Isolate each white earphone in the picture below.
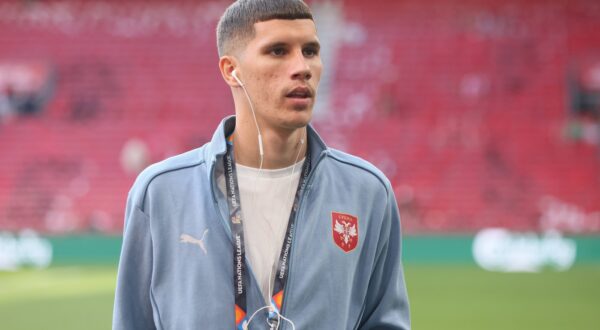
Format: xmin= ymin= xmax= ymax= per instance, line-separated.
xmin=232 ymin=69 xmax=244 ymax=87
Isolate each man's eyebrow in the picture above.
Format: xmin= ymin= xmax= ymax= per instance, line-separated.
xmin=262 ymin=41 xmax=288 ymax=50
xmin=304 ymin=41 xmax=320 ymax=50
xmin=260 ymin=41 xmax=321 ymax=50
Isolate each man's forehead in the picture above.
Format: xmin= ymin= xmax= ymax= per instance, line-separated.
xmin=251 ymin=19 xmax=319 ymax=45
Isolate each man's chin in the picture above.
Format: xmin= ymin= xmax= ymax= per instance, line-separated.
xmin=280 ymin=111 xmax=312 ymax=130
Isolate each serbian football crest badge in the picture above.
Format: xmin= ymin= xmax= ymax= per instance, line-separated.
xmin=332 ymin=212 xmax=359 ymax=252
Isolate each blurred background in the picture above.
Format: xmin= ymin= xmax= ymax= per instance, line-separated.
xmin=1 ymin=0 xmax=599 ymax=329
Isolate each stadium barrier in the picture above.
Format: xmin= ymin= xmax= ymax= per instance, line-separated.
xmin=1 ymin=231 xmax=599 ymax=271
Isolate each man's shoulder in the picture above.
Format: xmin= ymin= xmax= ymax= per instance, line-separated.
xmin=325 ymin=148 xmax=392 ymax=194
xmin=138 ymin=146 xmax=207 ymax=183
xmin=128 ymin=146 xmax=208 ymax=206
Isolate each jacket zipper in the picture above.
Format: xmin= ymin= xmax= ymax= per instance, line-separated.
xmin=279 ymin=151 xmax=327 ymax=325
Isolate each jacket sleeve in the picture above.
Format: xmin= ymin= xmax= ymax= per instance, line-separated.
xmin=359 ymin=186 xmax=411 ymax=329
xmin=112 ymin=190 xmax=157 ymax=330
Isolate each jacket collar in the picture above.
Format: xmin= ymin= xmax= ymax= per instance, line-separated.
xmin=205 ymin=115 xmax=328 ymax=181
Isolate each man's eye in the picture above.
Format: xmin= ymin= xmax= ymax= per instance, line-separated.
xmin=271 ymin=48 xmax=286 ymax=56
xmin=303 ymin=48 xmax=319 ymax=57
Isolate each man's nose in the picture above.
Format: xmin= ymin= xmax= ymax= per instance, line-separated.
xmin=290 ymin=52 xmax=312 ymax=81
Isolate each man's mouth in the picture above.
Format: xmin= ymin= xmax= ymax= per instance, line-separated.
xmin=286 ymin=87 xmax=313 ymax=99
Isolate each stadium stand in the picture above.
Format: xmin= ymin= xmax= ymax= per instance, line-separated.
xmin=0 ymin=0 xmax=599 ymax=234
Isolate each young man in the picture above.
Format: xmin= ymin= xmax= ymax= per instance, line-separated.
xmin=113 ymin=1 xmax=410 ymax=329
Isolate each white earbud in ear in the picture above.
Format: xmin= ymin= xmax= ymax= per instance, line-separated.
xmin=232 ymin=69 xmax=244 ymax=87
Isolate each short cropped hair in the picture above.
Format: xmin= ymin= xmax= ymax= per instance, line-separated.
xmin=216 ymin=0 xmax=313 ymax=56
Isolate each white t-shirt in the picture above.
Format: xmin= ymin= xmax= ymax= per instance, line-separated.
xmin=219 ymin=159 xmax=305 ymax=303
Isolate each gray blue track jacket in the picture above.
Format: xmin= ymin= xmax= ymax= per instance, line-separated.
xmin=113 ymin=116 xmax=410 ymax=330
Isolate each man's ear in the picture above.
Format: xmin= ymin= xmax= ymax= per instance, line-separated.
xmin=219 ymin=56 xmax=240 ymax=87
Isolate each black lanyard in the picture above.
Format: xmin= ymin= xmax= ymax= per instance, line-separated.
xmin=223 ymin=138 xmax=311 ymax=329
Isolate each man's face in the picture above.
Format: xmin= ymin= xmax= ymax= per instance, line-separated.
xmin=236 ymin=19 xmax=322 ymax=131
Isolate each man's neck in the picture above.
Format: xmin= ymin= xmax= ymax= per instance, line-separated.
xmin=232 ymin=118 xmax=307 ymax=170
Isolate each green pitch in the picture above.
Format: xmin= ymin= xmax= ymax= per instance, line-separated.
xmin=406 ymin=264 xmax=600 ymax=329
xmin=0 ymin=264 xmax=598 ymax=329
